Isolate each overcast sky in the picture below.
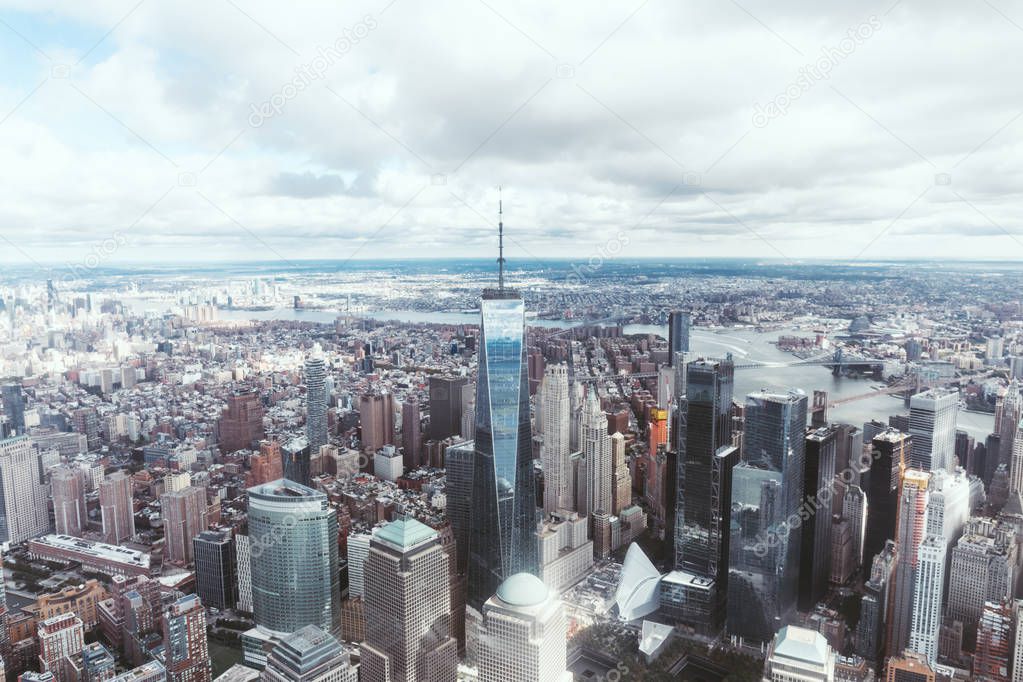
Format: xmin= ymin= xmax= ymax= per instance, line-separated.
xmin=1 ymin=0 xmax=1022 ymax=266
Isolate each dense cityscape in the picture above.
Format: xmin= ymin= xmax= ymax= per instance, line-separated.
xmin=0 ymin=253 xmax=1021 ymax=681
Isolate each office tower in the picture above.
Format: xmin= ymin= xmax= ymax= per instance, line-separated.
xmin=99 ymin=470 xmax=135 ymax=544
xmin=856 ymin=541 xmax=897 ymax=668
xmin=1 ymin=383 xmax=25 ymax=436
xmin=975 ymin=601 xmax=1013 ymax=682
xmin=161 ymin=485 xmax=209 ymax=565
xmin=360 ymin=517 xmax=458 ymax=682
xmin=81 ymin=642 xmax=115 ymax=682
xmin=50 ymin=465 xmax=88 ymax=537
xmin=538 ymin=511 xmax=592 ymax=591
xmin=38 ymin=613 xmax=84 ymax=682
xmin=908 ymin=535 xmax=946 ymax=664
xmin=249 ymin=440 xmax=285 ymax=487
xmin=236 ymin=533 xmax=254 ymax=613
xmin=885 ymin=652 xmax=935 ymax=682
xmin=429 ymin=375 xmax=468 ymax=441
xmin=908 ymin=388 xmax=959 ymax=471
xmin=672 ymin=358 xmax=736 ymax=634
xmin=886 ymin=469 xmax=930 ymax=662
xmin=799 ymin=424 xmax=839 ymax=611
xmin=539 ymin=364 xmax=571 ymax=515
xmin=761 ymin=626 xmax=836 ymax=682
xmin=728 ymin=389 xmax=808 ymax=643
xmin=460 ymin=391 xmax=476 ymax=441
xmin=248 ymin=479 xmax=341 ymax=636
xmin=667 ymin=311 xmax=691 ymax=367
xmin=1012 ymin=420 xmax=1023 ymax=496
xmin=948 ymin=517 xmax=1017 ymax=646
xmin=467 ymin=246 xmax=539 ymax=612
xmin=359 ymin=393 xmax=394 ymax=454
xmin=400 ymin=399 xmax=421 ymax=469
xmin=373 ymin=445 xmax=403 ymax=482
xmin=193 ymin=530 xmax=238 ymax=610
xmin=476 ymin=573 xmax=572 ymax=682
xmin=863 ymin=429 xmax=911 ymax=564
xmin=578 ymin=390 xmax=612 ymax=519
xmin=922 ymin=468 xmax=972 ymax=604
xmin=305 ymin=350 xmax=329 ymax=456
xmin=0 ymin=548 xmax=9 ymax=665
xmin=444 ymin=440 xmax=474 ymax=576
xmin=220 ymin=391 xmax=265 ymax=455
xmin=0 ymin=436 xmax=51 ymax=543
xmin=346 ymin=533 xmax=372 ymax=599
xmin=72 ymin=407 xmax=100 ymax=451
xmin=611 ymin=432 xmax=630 ymax=515
xmin=844 ymin=484 xmax=867 ymax=567
xmin=262 ymin=625 xmax=358 ymax=682
xmin=162 ymin=594 xmax=212 ymax=682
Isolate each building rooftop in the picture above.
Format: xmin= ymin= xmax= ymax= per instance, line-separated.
xmin=496 ymin=573 xmax=549 ymax=608
xmin=31 ymin=535 xmax=150 ymax=569
xmin=772 ymin=626 xmax=831 ymax=666
xmin=372 ymin=516 xmax=437 ymax=552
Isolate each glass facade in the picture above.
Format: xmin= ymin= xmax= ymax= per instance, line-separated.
xmin=468 ymin=293 xmax=539 ymax=610
xmin=248 ymin=479 xmax=341 ymax=637
xmin=728 ymin=390 xmax=807 ymax=643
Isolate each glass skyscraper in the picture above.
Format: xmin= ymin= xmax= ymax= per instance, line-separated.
xmin=467 ymin=279 xmax=539 ymax=610
xmin=248 ymin=479 xmax=341 ymax=637
xmin=728 ymin=389 xmax=808 ymax=643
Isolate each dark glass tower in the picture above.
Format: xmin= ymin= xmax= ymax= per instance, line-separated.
xmin=727 ymin=389 xmax=808 ymax=643
xmin=667 ymin=311 xmax=691 ymax=367
xmin=862 ymin=428 xmax=910 ymax=565
xmin=798 ymin=424 xmax=839 ymax=611
xmin=467 ymin=198 xmax=539 ymax=611
xmin=672 ymin=358 xmax=736 ymax=633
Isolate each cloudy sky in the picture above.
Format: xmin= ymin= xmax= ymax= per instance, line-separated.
xmin=1 ymin=0 xmax=1022 ymax=265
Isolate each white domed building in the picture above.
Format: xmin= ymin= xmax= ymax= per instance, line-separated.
xmin=476 ymin=573 xmax=573 ymax=682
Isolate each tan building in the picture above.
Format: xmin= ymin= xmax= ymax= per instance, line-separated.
xmin=28 ymin=580 xmax=108 ymax=630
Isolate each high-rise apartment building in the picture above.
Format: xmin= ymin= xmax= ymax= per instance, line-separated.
xmin=248 ymin=479 xmax=341 ymax=637
xmin=908 ymin=388 xmax=959 ymax=471
xmin=38 ymin=613 xmax=84 ymax=682
xmin=99 ymin=470 xmax=135 ymax=544
xmin=262 ymin=625 xmax=358 ymax=682
xmin=728 ymin=389 xmax=808 ymax=643
xmin=611 ymin=432 xmax=630 ymax=515
xmin=220 ymin=391 xmax=265 ymax=455
xmin=886 ymin=469 xmax=930 ymax=662
xmin=672 ymin=358 xmax=735 ymax=634
xmin=477 ymin=573 xmax=572 ymax=682
xmin=359 ymin=393 xmax=394 ymax=455
xmin=908 ymin=535 xmax=946 ymax=664
xmin=467 ymin=271 xmax=539 ymax=611
xmin=539 ymin=364 xmax=571 ymax=515
xmin=193 ymin=530 xmax=238 ymax=610
xmin=51 ymin=465 xmax=88 ymax=537
xmin=161 ymin=485 xmax=209 ymax=565
xmin=305 ymin=351 xmax=329 ymax=457
xmin=578 ymin=390 xmax=612 ymax=519
xmin=162 ymin=594 xmax=211 ymax=682
xmin=360 ymin=517 xmax=458 ymax=682
xmin=0 ymin=436 xmax=51 ymax=544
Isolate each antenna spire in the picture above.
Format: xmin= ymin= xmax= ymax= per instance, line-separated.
xmin=498 ymin=186 xmax=505 ymax=292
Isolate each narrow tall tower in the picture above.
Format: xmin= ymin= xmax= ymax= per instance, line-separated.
xmin=468 ymin=197 xmax=539 ymax=611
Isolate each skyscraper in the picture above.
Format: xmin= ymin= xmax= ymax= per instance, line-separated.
xmin=578 ymin=389 xmax=612 ymax=519
xmin=162 ymin=594 xmax=212 ymax=682
xmin=728 ymin=389 xmax=808 ymax=643
xmin=611 ymin=432 xmax=630 ymax=515
xmin=51 ymin=465 xmax=88 ymax=537
xmin=401 ymin=398 xmax=421 ymax=469
xmin=305 ymin=349 xmax=329 ymax=457
xmin=975 ymin=601 xmax=1013 ymax=682
xmin=161 ymin=485 xmax=209 ymax=565
xmin=467 ymin=213 xmax=539 ymax=611
xmin=856 ymin=540 xmax=897 ymax=669
xmin=193 ymin=530 xmax=238 ymax=610
xmin=429 ymin=376 xmax=468 ymax=441
xmin=672 ymin=358 xmax=735 ymax=634
xmin=908 ymin=388 xmax=959 ymax=471
xmin=262 ymin=625 xmax=358 ymax=682
xmin=220 ymin=391 xmax=265 ymax=455
xmin=100 ymin=470 xmax=136 ymax=544
xmin=798 ymin=424 xmax=839 ymax=612
xmin=0 ymin=436 xmax=51 ymax=544
xmin=667 ymin=311 xmax=690 ymax=368
xmin=248 ymin=479 xmax=340 ymax=637
xmin=359 ymin=393 xmax=394 ymax=455
xmin=1 ymin=383 xmax=25 ymax=436
xmin=886 ymin=468 xmax=930 ymax=661
xmin=948 ymin=517 xmax=1017 ymax=647
xmin=38 ymin=613 xmax=84 ymax=682
xmin=762 ymin=626 xmax=836 ymax=682
xmin=477 ymin=573 xmax=572 ymax=682
xmin=863 ymin=429 xmax=911 ymax=565
xmin=539 ymin=364 xmax=571 ymax=515
xmin=360 ymin=517 xmax=458 ymax=682
xmin=908 ymin=535 xmax=946 ymax=664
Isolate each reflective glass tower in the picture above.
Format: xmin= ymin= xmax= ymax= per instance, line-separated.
xmin=468 ymin=197 xmax=539 ymax=611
